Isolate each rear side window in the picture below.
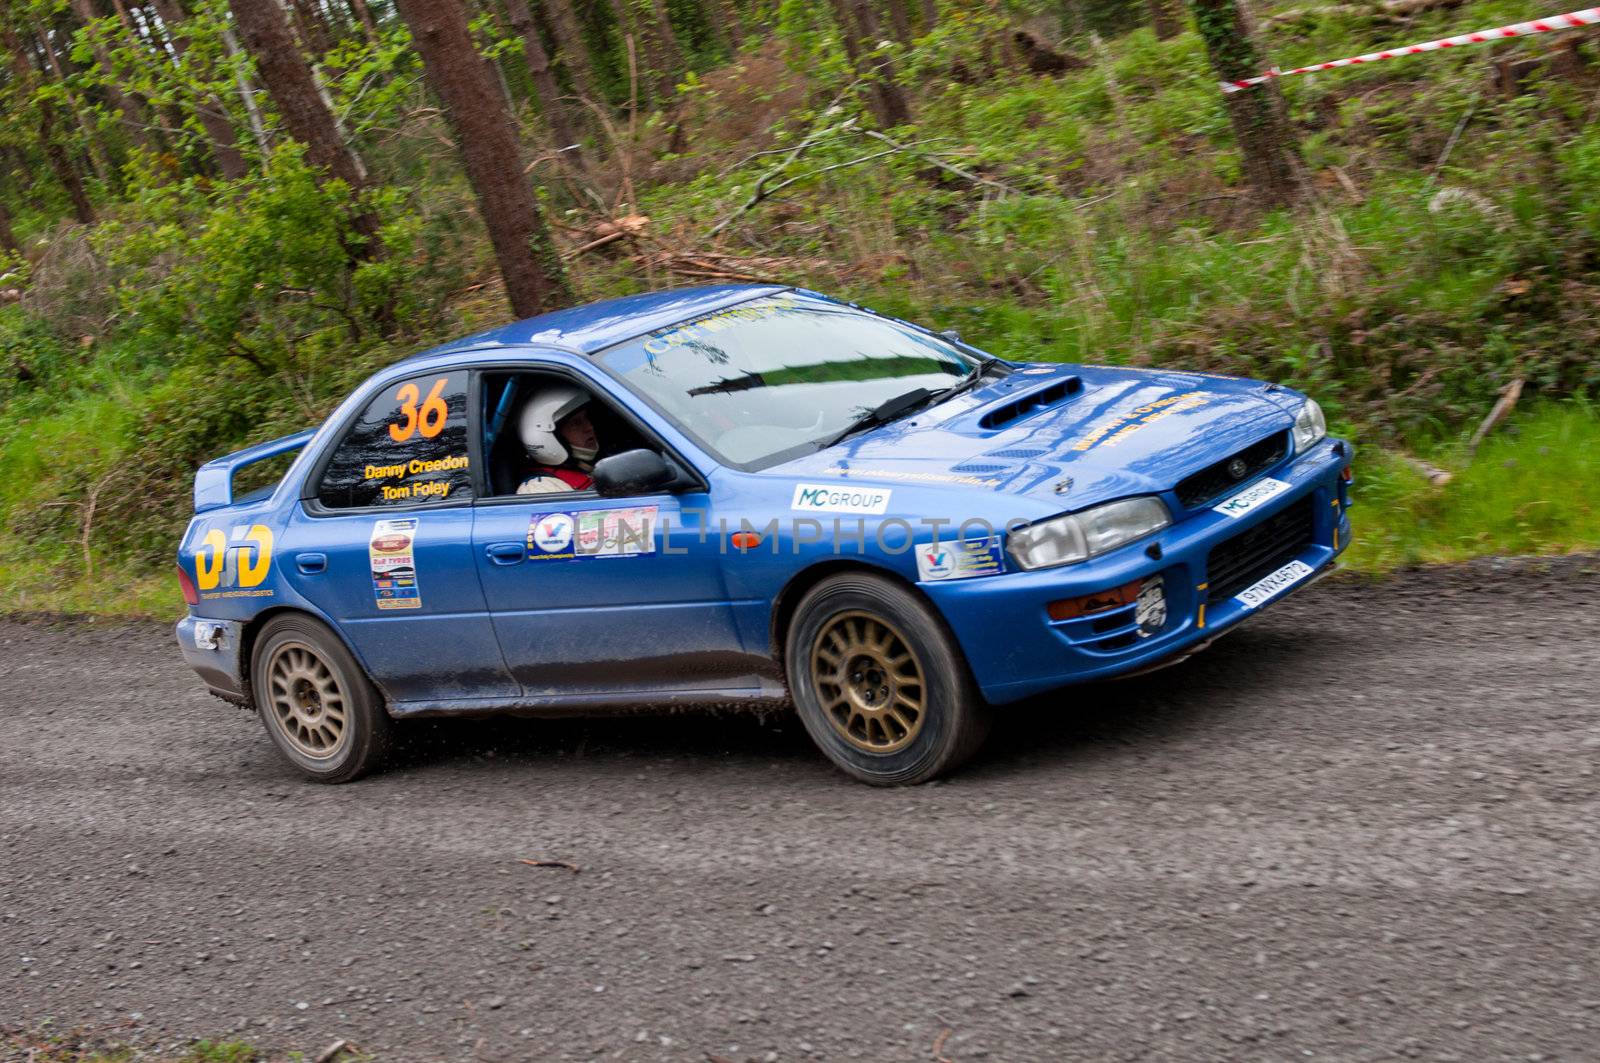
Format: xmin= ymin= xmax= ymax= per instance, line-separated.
xmin=316 ymin=370 xmax=473 ymax=509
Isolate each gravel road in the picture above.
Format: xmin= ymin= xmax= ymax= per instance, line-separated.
xmin=4 ymin=558 xmax=1600 ymax=1062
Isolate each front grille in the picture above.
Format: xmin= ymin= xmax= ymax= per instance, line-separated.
xmin=1176 ymin=431 xmax=1290 ymax=510
xmin=1206 ymin=496 xmax=1314 ymax=603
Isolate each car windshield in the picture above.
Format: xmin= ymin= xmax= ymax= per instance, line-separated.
xmin=595 ymin=293 xmax=977 ymax=469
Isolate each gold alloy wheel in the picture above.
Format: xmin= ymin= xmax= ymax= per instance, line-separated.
xmin=810 ymin=610 xmax=926 ymax=754
xmin=265 ymin=641 xmax=349 ymax=760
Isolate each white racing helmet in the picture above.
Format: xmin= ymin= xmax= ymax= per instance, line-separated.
xmin=518 ymin=384 xmax=591 ymax=465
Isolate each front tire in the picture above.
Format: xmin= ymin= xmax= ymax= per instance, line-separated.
xmin=250 ymin=613 xmax=392 ymax=783
xmin=786 ymin=573 xmax=990 ymax=785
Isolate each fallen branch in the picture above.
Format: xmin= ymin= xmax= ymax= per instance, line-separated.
xmin=1398 ymin=453 xmax=1454 ymax=486
xmin=314 ymin=1039 xmax=355 ymax=1063
xmin=1425 ymin=90 xmax=1483 ymax=189
xmin=858 ymin=128 xmax=1025 ymax=198
xmin=561 ymin=214 xmax=651 ymax=261
xmin=708 ymin=117 xmax=859 ymax=238
xmin=1467 ymin=376 xmax=1524 ymax=454
xmin=1268 ymin=0 xmax=1469 ymax=25
xmin=633 ymin=249 xmax=839 ymax=282
xmin=932 ymin=1026 xmax=954 ymax=1063
xmin=708 ymin=149 xmax=897 ymax=238
xmin=519 ymin=858 xmax=581 ymax=873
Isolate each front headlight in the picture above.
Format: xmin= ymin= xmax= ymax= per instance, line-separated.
xmin=1008 ymin=496 xmax=1171 ymax=571
xmin=1293 ymin=398 xmax=1327 ymax=454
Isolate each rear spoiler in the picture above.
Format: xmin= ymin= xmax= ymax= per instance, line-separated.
xmin=193 ymin=429 xmax=316 ymax=513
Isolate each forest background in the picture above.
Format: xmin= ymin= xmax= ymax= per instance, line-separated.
xmin=0 ymin=0 xmax=1596 ymax=616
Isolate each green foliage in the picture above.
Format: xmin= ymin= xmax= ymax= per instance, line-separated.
xmin=102 ymin=144 xmax=444 ymax=377
xmin=1348 ymin=403 xmax=1600 ymax=570
xmin=0 ymin=1031 xmax=268 ymax=1063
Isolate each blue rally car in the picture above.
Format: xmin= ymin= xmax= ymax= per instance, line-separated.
xmin=175 ymin=286 xmax=1353 ymax=785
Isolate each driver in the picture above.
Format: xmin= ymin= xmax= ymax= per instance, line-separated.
xmin=517 ymin=384 xmax=600 ymax=493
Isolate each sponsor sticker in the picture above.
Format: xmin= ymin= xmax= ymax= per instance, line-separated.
xmin=915 ymin=537 xmax=1006 ymax=582
xmin=1234 ymin=559 xmax=1315 ymax=610
xmin=791 ymin=483 xmax=893 ymax=515
xmin=1135 ymin=576 xmax=1167 ymax=637
xmin=1214 ymin=477 xmax=1291 ymax=519
xmin=577 ymin=506 xmax=657 ymax=557
xmin=194 ymin=523 xmax=275 ymax=600
xmin=192 ymin=621 xmax=226 ymax=651
xmin=1072 ymin=390 xmax=1210 ymax=452
xmin=527 ymin=512 xmax=577 ymax=560
xmin=369 ymin=518 xmax=421 ymax=610
xmin=820 ymin=466 xmax=1001 ymax=488
xmin=530 ymin=507 xmax=658 ymax=560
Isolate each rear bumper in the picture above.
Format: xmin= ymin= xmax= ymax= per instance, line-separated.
xmin=927 ymin=437 xmax=1353 ymax=704
xmin=175 ymin=615 xmax=249 ymax=703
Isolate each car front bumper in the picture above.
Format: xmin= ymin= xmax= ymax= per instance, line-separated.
xmin=925 ymin=438 xmax=1354 ymax=704
xmin=175 ymin=615 xmax=249 ymax=704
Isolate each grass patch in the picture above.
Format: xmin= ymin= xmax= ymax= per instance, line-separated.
xmin=1347 ymin=402 xmax=1600 ymax=571
xmin=0 ymin=1033 xmax=272 ymax=1063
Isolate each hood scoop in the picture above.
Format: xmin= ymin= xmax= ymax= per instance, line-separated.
xmin=977 ymin=376 xmax=1083 ymax=430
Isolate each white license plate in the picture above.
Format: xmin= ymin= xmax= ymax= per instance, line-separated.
xmin=1234 ymin=559 xmax=1315 ymax=610
xmin=1214 ymin=477 xmax=1291 ymax=519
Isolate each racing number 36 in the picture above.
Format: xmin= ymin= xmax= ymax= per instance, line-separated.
xmin=389 ymin=377 xmax=449 ymax=443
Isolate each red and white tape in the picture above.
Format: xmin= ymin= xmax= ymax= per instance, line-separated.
xmin=1221 ymin=6 xmax=1600 ymax=91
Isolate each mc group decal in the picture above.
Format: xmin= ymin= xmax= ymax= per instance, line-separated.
xmin=791 ymin=483 xmax=893 ymax=515
xmin=194 ymin=523 xmax=275 ymax=600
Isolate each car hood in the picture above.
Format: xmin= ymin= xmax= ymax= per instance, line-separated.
xmin=766 ymin=364 xmax=1300 ymax=513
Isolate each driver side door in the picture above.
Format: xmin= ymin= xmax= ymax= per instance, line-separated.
xmin=468 ymin=365 xmax=767 ymax=702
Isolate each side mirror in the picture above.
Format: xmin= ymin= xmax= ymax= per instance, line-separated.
xmin=592 ymin=448 xmax=675 ymax=497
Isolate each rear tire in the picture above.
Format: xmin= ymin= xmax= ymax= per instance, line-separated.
xmin=786 ymin=573 xmax=990 ymax=785
xmin=250 ymin=613 xmax=392 ymax=784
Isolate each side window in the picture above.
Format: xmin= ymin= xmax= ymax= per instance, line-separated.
xmin=480 ymin=371 xmax=652 ymax=497
xmin=316 ymin=370 xmax=473 ymax=509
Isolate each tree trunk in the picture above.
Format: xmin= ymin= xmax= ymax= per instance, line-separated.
xmin=0 ymin=198 xmax=21 ymax=255
xmin=538 ymin=0 xmax=601 ymax=104
xmin=503 ymin=0 xmax=588 ymax=166
xmin=918 ymin=0 xmax=937 ymax=33
xmin=289 ymin=0 xmax=333 ymax=56
xmin=219 ymin=23 xmax=272 ymax=160
xmin=1188 ymin=0 xmax=1301 ymax=207
xmin=1147 ymin=0 xmax=1181 ymax=39
xmin=390 ymin=0 xmax=571 ymax=318
xmin=226 ymin=0 xmax=369 ymax=194
xmin=67 ymin=0 xmax=159 ymax=156
xmin=146 ymin=0 xmax=251 ymax=179
xmin=1 ymin=23 xmax=95 ymax=222
xmin=644 ymin=0 xmax=683 ymax=98
xmin=829 ymin=0 xmax=911 ymax=127
xmin=32 ymin=24 xmax=116 ymax=188
xmin=41 ymin=105 xmax=97 ymax=222
xmin=701 ymin=0 xmax=737 ymax=56
xmin=347 ymin=0 xmax=381 ymax=48
xmin=884 ymin=0 xmax=914 ymax=44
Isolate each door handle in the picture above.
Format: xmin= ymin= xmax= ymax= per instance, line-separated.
xmin=485 ymin=542 xmax=525 ymax=565
xmin=295 ymin=552 xmax=327 ymax=574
